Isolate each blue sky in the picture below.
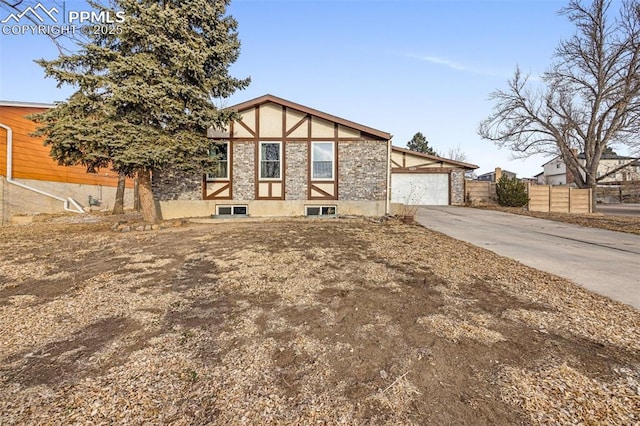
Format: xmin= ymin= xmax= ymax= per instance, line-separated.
xmin=0 ymin=0 xmax=576 ymax=177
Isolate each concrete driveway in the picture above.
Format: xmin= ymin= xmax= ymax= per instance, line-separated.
xmin=416 ymin=206 xmax=640 ymax=310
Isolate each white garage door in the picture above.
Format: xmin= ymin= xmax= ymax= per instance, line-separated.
xmin=391 ymin=173 xmax=449 ymax=205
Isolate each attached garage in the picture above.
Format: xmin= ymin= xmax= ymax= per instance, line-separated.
xmin=391 ymin=146 xmax=478 ymax=206
xmin=392 ymin=172 xmax=449 ymax=205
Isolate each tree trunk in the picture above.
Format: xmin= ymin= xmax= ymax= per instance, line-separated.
xmin=586 ymin=173 xmax=598 ymax=213
xmin=137 ymin=168 xmax=158 ymax=222
xmin=112 ymin=174 xmax=126 ymax=215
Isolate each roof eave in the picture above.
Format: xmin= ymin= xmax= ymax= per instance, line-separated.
xmin=391 ymin=145 xmax=479 ymax=170
xmin=0 ymin=100 xmax=56 ymax=108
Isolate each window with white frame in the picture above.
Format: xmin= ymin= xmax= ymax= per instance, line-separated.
xmin=260 ymin=142 xmax=281 ymax=179
xmin=207 ymin=142 xmax=229 ymax=180
xmin=312 ymin=142 xmax=334 ymax=180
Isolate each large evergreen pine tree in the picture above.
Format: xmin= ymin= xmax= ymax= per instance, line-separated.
xmin=33 ymin=0 xmax=249 ymax=221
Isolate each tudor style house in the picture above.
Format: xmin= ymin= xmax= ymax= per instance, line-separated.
xmin=153 ymin=95 xmax=392 ymax=219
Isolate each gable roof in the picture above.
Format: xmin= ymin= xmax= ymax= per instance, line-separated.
xmin=391 ymin=145 xmax=478 ymax=170
xmin=541 ymin=155 xmax=562 ymax=167
xmin=229 ymin=94 xmax=391 ymax=140
xmin=577 ymin=152 xmax=635 ymax=160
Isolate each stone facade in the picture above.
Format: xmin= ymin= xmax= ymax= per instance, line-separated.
xmin=450 ymin=169 xmax=465 ymax=205
xmin=232 ymin=142 xmax=255 ymax=200
xmin=153 ymin=167 xmax=201 ymax=201
xmin=338 ymin=141 xmax=388 ymax=201
xmin=285 ymin=142 xmax=308 ymax=200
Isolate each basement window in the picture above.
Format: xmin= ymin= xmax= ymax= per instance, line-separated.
xmin=305 ymin=206 xmax=336 ymax=216
xmin=215 ymin=205 xmax=248 ymax=217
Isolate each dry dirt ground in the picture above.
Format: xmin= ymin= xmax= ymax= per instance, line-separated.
xmin=0 ymin=215 xmax=639 ymax=425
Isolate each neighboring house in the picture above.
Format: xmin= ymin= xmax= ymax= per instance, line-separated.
xmin=542 ymin=156 xmax=569 ymax=185
xmin=583 ymin=152 xmax=640 ymax=182
xmin=539 ymin=152 xmax=640 ymax=185
xmin=0 ymin=101 xmax=132 ymax=225
xmin=477 ymin=168 xmax=516 ymax=182
xmin=390 ymin=146 xmax=478 ymax=205
xmin=153 ymin=94 xmax=392 ymax=219
xmin=520 ymin=177 xmax=539 ymax=185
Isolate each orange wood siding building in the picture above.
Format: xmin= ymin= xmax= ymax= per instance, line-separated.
xmin=0 ymin=103 xmax=121 ymax=186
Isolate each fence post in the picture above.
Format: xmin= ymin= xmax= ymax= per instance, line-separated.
xmin=568 ymin=187 xmax=572 ymax=213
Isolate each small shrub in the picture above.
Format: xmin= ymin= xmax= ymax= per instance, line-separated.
xmin=496 ymin=175 xmax=529 ymax=207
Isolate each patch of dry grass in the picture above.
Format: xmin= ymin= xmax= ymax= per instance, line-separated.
xmin=0 ymin=216 xmax=638 ymax=424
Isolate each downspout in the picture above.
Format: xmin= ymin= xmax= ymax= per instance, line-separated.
xmin=386 ymin=138 xmax=392 ymax=215
xmin=0 ymin=123 xmax=84 ymax=214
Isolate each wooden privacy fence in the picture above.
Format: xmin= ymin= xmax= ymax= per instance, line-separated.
xmin=464 ymin=180 xmax=593 ymax=213
xmin=528 ymin=184 xmax=592 ymax=213
xmin=465 ymin=181 xmax=496 ymax=204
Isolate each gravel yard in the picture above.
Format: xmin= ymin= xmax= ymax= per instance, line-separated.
xmin=1 ymin=216 xmax=638 ymax=424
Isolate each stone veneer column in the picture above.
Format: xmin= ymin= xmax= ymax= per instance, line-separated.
xmin=285 ymin=142 xmax=308 ymax=200
xmin=450 ymin=169 xmax=465 ymax=205
xmin=232 ymin=141 xmax=256 ymax=200
xmin=337 ymin=140 xmax=387 ymax=201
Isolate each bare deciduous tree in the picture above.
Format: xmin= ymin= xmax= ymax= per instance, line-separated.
xmin=479 ymin=0 xmax=640 ymax=208
xmin=440 ymin=145 xmax=468 ymax=162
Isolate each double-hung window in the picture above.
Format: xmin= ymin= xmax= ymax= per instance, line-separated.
xmin=311 ymin=142 xmax=334 ymax=180
xmin=260 ymin=142 xmax=281 ymax=179
xmin=207 ymin=142 xmax=229 ymax=180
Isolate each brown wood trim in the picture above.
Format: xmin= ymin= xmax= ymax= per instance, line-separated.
xmin=334 ymin=122 xmax=339 ymax=138
xmin=229 ymin=141 xmax=234 ymax=199
xmin=255 ymin=139 xmax=285 ymax=200
xmin=236 ymin=119 xmax=256 ymax=137
xmin=285 ymin=113 xmax=309 ymax=137
xmin=255 ymin=106 xmax=260 ymax=138
xmin=448 ymin=171 xmax=452 ymax=205
xmin=392 ymin=145 xmax=478 ymax=170
xmin=217 ymin=137 xmax=380 ymax=142
xmin=306 ymin=140 xmax=311 ymax=200
xmin=255 ymin=181 xmax=284 ymax=200
xmin=202 ymin=140 xmax=234 ymax=200
xmin=392 ymin=167 xmax=459 ymax=174
xmin=391 ymin=159 xmax=402 ymax=168
xmin=282 ymin=106 xmax=287 ymax=138
xmin=228 ymin=94 xmax=391 ymax=140
xmin=254 ymin=139 xmax=259 ymax=199
xmin=203 ymin=182 xmax=232 ymax=200
xmin=282 ymin=140 xmax=287 ymax=200
xmin=309 ymin=183 xmax=339 ymax=200
xmin=307 ymin=140 xmax=338 ymax=200
xmin=410 ymin=161 xmax=446 ymax=168
xmin=334 ymin=141 xmax=339 ymax=199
